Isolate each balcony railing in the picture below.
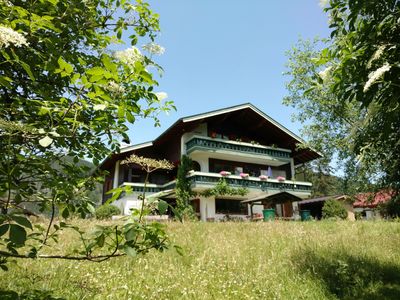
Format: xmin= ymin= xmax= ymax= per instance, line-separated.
xmin=120 ymin=182 xmax=176 ymax=194
xmin=186 ymin=136 xmax=291 ymax=159
xmin=188 ymin=172 xmax=312 ymax=192
xmin=120 ymin=172 xmax=311 ymax=194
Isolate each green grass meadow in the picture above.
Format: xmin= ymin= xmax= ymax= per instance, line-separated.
xmin=1 ymin=220 xmax=400 ymax=299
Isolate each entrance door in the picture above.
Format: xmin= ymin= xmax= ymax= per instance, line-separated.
xmin=282 ymin=201 xmax=293 ymax=217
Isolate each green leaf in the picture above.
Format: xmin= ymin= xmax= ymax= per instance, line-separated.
xmin=174 ymin=245 xmax=184 ymax=256
xmin=158 ymin=200 xmax=168 ymax=215
xmin=64 ymin=63 xmax=73 ymax=74
xmin=139 ymin=70 xmax=153 ymax=84
xmin=117 ymin=28 xmax=122 ymax=39
xmin=86 ymin=67 xmax=105 ymax=76
xmin=9 ymin=224 xmax=27 ymax=245
xmin=11 ymin=215 xmax=32 ymax=230
xmin=86 ymin=203 xmax=95 ymax=214
xmin=126 ymin=111 xmax=135 ymax=123
xmin=0 ymin=264 xmax=8 ymax=271
xmin=130 ymin=35 xmax=138 ymax=46
xmin=171 ymin=207 xmax=182 ymax=222
xmin=105 ymin=188 xmax=122 ymax=204
xmin=124 ymin=227 xmax=136 ymax=241
xmin=62 ymin=207 xmax=70 ymax=219
xmin=101 ymin=55 xmax=117 ymax=73
xmin=123 ymin=245 xmax=137 ymax=257
xmin=0 ymin=76 xmax=12 ymax=89
xmin=96 ymin=234 xmax=105 ymax=247
xmin=20 ymin=61 xmax=35 ymax=81
xmin=28 ymin=247 xmax=37 ymax=258
xmin=0 ymin=224 xmax=9 ymax=237
xmin=58 ymin=57 xmax=67 ymax=69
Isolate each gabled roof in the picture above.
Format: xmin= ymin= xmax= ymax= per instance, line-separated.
xmin=153 ymin=103 xmax=321 ymax=164
xmin=119 ymin=141 xmax=153 ymax=153
xmin=181 ymin=103 xmax=306 ymax=143
xmin=101 ymin=103 xmax=321 ymax=169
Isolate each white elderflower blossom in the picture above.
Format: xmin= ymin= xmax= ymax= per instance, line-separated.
xmin=367 ymin=45 xmax=386 ymax=68
xmin=0 ymin=26 xmax=28 ymax=48
xmin=142 ymin=42 xmax=165 ymax=55
xmin=155 ymin=92 xmax=168 ymax=101
xmin=1 ymin=0 xmax=12 ymax=6
xmin=319 ymin=0 xmax=329 ymax=8
xmin=318 ymin=66 xmax=332 ymax=82
xmin=114 ymin=47 xmax=142 ymax=66
xmin=105 ymin=81 xmax=126 ymax=95
xmin=39 ymin=136 xmax=53 ymax=147
xmin=93 ymin=104 xmax=107 ymax=111
xmin=363 ymin=63 xmax=391 ymax=92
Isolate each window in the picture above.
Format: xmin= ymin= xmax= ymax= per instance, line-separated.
xmin=215 ymin=199 xmax=247 ymax=215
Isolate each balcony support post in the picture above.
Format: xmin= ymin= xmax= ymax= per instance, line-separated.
xmin=113 ymin=160 xmax=120 ymax=189
xmin=290 ymin=158 xmax=295 ymax=179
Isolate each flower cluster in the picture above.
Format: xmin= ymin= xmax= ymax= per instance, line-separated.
xmin=239 ymin=173 xmax=249 ymax=178
xmin=0 ymin=26 xmax=28 ymax=48
xmin=363 ymin=63 xmax=391 ymax=92
xmin=259 ymin=175 xmax=268 ymax=180
xmin=105 ymin=81 xmax=126 ymax=95
xmin=0 ymin=0 xmax=12 ymax=7
xmin=219 ymin=171 xmax=231 ymax=176
xmin=121 ymin=154 xmax=174 ymax=172
xmin=155 ymin=92 xmax=168 ymax=101
xmin=318 ymin=66 xmax=332 ymax=82
xmin=114 ymin=47 xmax=143 ymax=66
xmin=276 ymin=176 xmax=286 ymax=182
xmin=367 ymin=45 xmax=386 ymax=68
xmin=142 ymin=42 xmax=165 ymax=55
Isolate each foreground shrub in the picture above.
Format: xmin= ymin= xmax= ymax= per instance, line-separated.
xmin=95 ymin=205 xmax=121 ymax=220
xmin=322 ymin=200 xmax=347 ymax=220
xmin=378 ymin=194 xmax=400 ymax=218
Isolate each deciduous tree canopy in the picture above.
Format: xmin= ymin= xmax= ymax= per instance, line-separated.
xmin=285 ymin=1 xmax=400 ymax=206
xmin=0 ymin=0 xmax=175 ymax=268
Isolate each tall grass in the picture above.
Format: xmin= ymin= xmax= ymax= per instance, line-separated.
xmin=1 ymin=220 xmax=400 ymax=299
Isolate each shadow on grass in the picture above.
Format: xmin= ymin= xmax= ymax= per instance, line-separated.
xmin=292 ymin=248 xmax=400 ymax=299
xmin=0 ymin=289 xmax=65 ymax=300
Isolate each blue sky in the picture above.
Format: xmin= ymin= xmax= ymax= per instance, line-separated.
xmin=129 ymin=0 xmax=330 ymax=144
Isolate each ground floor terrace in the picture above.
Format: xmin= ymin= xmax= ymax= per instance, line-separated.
xmin=112 ymin=171 xmax=312 ymax=220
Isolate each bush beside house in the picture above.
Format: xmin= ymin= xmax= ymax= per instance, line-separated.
xmin=322 ymin=200 xmax=348 ymax=220
xmin=95 ymin=205 xmax=121 ymax=220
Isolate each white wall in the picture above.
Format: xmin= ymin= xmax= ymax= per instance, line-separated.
xmin=199 ymin=196 xmax=215 ymax=221
xmin=112 ymin=192 xmax=158 ymax=215
xmin=181 ymin=123 xmax=207 ymax=156
xmin=189 ymin=153 xmax=209 ymax=172
xmin=250 ymin=204 xmax=263 ymax=215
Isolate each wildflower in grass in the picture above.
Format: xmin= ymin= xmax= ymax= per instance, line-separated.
xmin=142 ymin=42 xmax=165 ymax=55
xmin=0 ymin=25 xmax=28 ymax=48
xmin=363 ymin=63 xmax=391 ymax=92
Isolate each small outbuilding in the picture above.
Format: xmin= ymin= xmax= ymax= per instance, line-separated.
xmin=297 ymin=195 xmax=355 ymax=220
